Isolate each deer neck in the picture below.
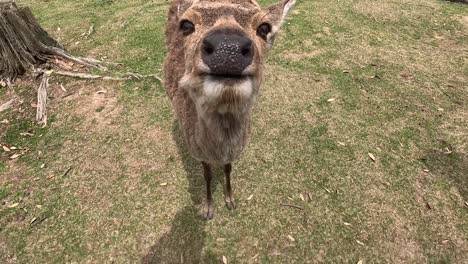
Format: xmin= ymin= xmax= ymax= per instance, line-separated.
xmin=197 ymin=104 xmax=251 ymax=141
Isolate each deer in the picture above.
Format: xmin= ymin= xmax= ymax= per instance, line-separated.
xmin=163 ymin=0 xmax=296 ymax=220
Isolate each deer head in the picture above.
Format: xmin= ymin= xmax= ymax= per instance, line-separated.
xmin=167 ymin=0 xmax=296 ymax=115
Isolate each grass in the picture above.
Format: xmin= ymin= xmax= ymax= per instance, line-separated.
xmin=1 ymin=0 xmax=467 ymax=262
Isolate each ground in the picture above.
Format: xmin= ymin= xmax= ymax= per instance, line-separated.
xmin=1 ymin=0 xmax=467 ymax=263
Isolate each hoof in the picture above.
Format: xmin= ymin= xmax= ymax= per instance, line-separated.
xmin=225 ymin=198 xmax=236 ymax=210
xmin=201 ymin=204 xmax=214 ymax=220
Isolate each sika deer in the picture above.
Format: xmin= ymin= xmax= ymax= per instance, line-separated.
xmin=164 ymin=0 xmax=296 ymax=220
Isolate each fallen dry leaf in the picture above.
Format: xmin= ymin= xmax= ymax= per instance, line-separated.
xmin=10 ymin=146 xmax=17 ymax=150
xmin=31 ymin=217 xmax=38 ymax=224
xmin=2 ymin=145 xmax=10 ymax=152
xmin=337 ymin=141 xmax=346 ymax=146
xmin=9 ymin=153 xmax=21 ymax=159
xmin=423 ymin=169 xmax=430 ymax=173
xmin=356 ymin=240 xmax=365 ymax=246
xmin=8 ymin=202 xmax=19 ymax=208
xmin=441 ymin=239 xmax=450 ymax=244
xmin=464 ymin=201 xmax=468 ymax=208
xmin=368 ymin=153 xmax=376 ymax=162
xmin=288 ymin=235 xmax=295 ymax=242
xmin=299 ymin=193 xmax=305 ymax=202
xmin=437 ymin=107 xmax=444 ymax=112
xmin=222 ymin=255 xmax=228 ymax=264
xmin=55 ymin=58 xmax=74 ymax=70
xmin=159 ymin=182 xmax=168 ymax=186
xmin=96 ymin=90 xmax=107 ymax=94
xmin=324 ymin=187 xmax=331 ymax=193
xmin=357 ymin=260 xmax=364 ymax=264
xmin=0 ymin=119 xmax=9 ymax=124
xmin=216 ymin=238 xmax=226 ymax=242
xmin=40 ymin=164 xmax=46 ymax=168
xmin=343 ymin=222 xmax=352 ymax=226
xmin=20 ymin=132 xmax=34 ymax=137
xmin=247 ymin=194 xmax=253 ymax=201
xmin=400 ymin=72 xmax=411 ymax=78
xmin=327 ymin=98 xmax=336 ymax=102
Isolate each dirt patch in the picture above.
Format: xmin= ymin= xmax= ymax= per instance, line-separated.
xmin=458 ymin=15 xmax=468 ymax=29
xmin=365 ymin=200 xmax=426 ymax=262
xmin=283 ymin=50 xmax=323 ymax=62
xmin=66 ymin=81 xmax=124 ymax=130
xmin=353 ymin=1 xmax=402 ymax=22
xmin=353 ymin=0 xmax=439 ymax=22
xmin=0 ymin=161 xmax=29 ymax=186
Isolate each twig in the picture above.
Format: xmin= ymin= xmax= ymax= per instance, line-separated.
xmin=83 ymin=24 xmax=94 ymax=39
xmin=0 ymin=99 xmax=14 ymax=112
xmin=52 ymin=70 xmax=162 ymax=82
xmin=30 ymin=215 xmax=49 ymax=229
xmin=47 ymin=46 xmax=108 ymax=71
xmin=62 ymin=167 xmax=72 ymax=177
xmin=280 ymin=203 xmax=304 ymax=210
xmin=36 ymin=71 xmax=50 ymax=125
xmin=79 ymin=57 xmax=122 ymax=66
xmin=62 ymin=92 xmax=75 ymax=98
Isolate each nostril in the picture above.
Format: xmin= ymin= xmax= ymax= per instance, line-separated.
xmin=241 ymin=47 xmax=251 ymax=57
xmin=240 ymin=40 xmax=253 ymax=57
xmin=203 ymin=41 xmax=215 ymax=55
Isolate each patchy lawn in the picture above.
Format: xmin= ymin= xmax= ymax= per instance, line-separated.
xmin=1 ymin=0 xmax=467 ymax=263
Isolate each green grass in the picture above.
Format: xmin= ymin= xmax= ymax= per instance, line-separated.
xmin=1 ymin=0 xmax=467 ymax=263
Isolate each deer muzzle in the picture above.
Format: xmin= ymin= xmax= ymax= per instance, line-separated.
xmin=201 ymin=29 xmax=253 ymax=78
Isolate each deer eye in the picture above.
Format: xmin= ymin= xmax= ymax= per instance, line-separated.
xmin=180 ymin=20 xmax=195 ymax=35
xmin=256 ymin=23 xmax=271 ymax=40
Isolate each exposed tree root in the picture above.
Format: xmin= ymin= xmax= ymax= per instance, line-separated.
xmin=52 ymin=70 xmax=162 ymax=82
xmin=0 ymin=1 xmax=162 ymax=125
xmin=36 ymin=71 xmax=49 ymax=125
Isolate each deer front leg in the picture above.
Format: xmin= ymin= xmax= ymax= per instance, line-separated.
xmin=202 ymin=162 xmax=214 ymax=220
xmin=224 ymin=163 xmax=236 ymax=210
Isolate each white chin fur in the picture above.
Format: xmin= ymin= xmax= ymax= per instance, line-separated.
xmin=203 ymin=76 xmax=253 ymax=101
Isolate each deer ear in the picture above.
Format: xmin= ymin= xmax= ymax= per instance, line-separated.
xmin=265 ymin=0 xmax=296 ymax=35
xmin=176 ymin=0 xmax=194 ymax=18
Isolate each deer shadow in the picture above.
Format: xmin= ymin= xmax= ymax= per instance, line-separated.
xmin=420 ymin=147 xmax=468 ymax=201
xmin=141 ymin=121 xmax=220 ymax=263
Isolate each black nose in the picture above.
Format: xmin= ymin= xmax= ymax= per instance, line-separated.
xmin=202 ymin=31 xmax=253 ymax=76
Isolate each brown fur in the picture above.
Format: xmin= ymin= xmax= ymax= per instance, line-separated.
xmin=163 ymin=0 xmax=296 ymax=218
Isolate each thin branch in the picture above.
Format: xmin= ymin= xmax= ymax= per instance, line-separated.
xmin=36 ymin=71 xmax=49 ymax=125
xmin=280 ymin=203 xmax=304 ymax=210
xmin=47 ymin=46 xmax=108 ymax=71
xmin=52 ymin=70 xmax=162 ymax=82
xmin=0 ymin=99 xmax=14 ymax=112
xmin=62 ymin=167 xmax=72 ymax=177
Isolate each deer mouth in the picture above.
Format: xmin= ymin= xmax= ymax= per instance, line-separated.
xmin=202 ymin=73 xmax=254 ymax=101
xmin=206 ymin=73 xmax=250 ymax=85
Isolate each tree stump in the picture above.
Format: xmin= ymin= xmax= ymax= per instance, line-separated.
xmin=0 ymin=0 xmax=103 ymax=86
xmin=0 ymin=0 xmax=59 ymax=84
xmin=0 ymin=0 xmax=160 ymax=124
